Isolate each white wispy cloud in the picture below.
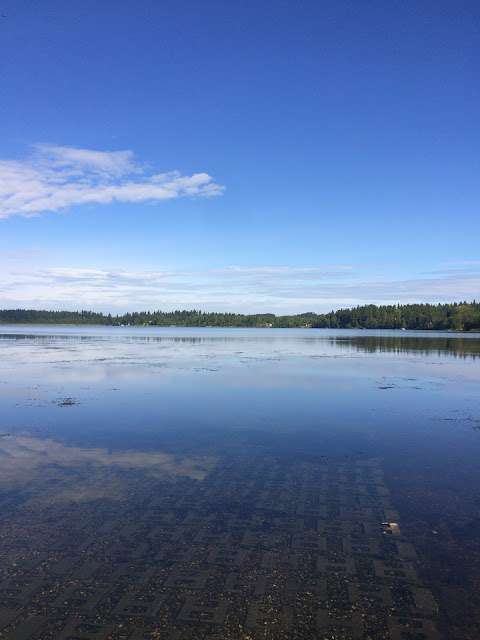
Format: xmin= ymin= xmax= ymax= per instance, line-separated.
xmin=0 ymin=263 xmax=478 ymax=313
xmin=211 ymin=265 xmax=355 ymax=276
xmin=0 ymin=144 xmax=224 ymax=218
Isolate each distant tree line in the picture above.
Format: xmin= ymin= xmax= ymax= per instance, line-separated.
xmin=0 ymin=302 xmax=479 ymax=331
xmin=311 ymin=302 xmax=480 ymax=331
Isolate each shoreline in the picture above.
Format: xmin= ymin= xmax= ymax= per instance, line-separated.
xmin=1 ymin=323 xmax=480 ymax=334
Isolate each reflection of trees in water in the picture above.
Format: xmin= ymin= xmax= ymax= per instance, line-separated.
xmin=0 ymin=334 xmax=208 ymax=345
xmin=2 ymin=331 xmax=480 ymax=357
xmin=329 ymin=336 xmax=480 ymax=358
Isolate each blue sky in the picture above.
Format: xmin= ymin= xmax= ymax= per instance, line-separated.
xmin=1 ymin=0 xmax=479 ymax=313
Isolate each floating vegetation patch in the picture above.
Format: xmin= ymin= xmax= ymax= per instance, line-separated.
xmin=56 ymin=397 xmax=79 ymax=407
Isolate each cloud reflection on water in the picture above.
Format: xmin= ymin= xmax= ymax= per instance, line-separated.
xmin=0 ymin=435 xmax=216 ymax=505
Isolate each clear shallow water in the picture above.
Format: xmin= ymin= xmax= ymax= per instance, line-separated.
xmin=0 ymin=326 xmax=479 ymax=639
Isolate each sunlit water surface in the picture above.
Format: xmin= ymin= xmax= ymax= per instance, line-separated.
xmin=1 ymin=326 xmax=479 ymax=449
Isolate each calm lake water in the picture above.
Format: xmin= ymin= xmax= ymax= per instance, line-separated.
xmin=0 ymin=326 xmax=479 ymax=639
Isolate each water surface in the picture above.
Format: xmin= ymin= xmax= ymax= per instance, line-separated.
xmin=0 ymin=326 xmax=479 ymax=639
